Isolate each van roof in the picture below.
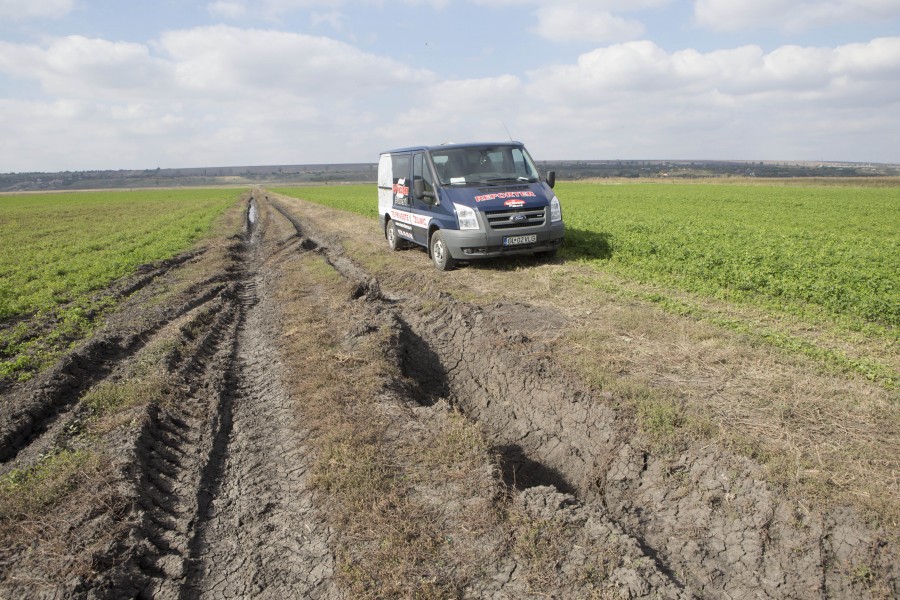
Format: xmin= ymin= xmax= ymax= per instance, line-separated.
xmin=381 ymin=141 xmax=524 ymax=155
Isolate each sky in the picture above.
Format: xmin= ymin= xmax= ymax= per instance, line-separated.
xmin=1 ymin=0 xmax=899 ymax=172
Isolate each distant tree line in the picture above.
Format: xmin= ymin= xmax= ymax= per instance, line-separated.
xmin=533 ymin=160 xmax=900 ymax=180
xmin=1 ymin=160 xmax=896 ymax=192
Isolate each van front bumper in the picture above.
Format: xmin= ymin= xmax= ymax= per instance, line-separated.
xmin=440 ymin=222 xmax=565 ymax=259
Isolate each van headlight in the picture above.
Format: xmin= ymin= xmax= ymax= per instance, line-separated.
xmin=454 ymin=203 xmax=479 ymax=230
xmin=550 ymin=196 xmax=562 ymax=223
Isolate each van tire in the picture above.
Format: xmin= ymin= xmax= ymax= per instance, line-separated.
xmin=386 ymin=219 xmax=403 ymax=251
xmin=430 ymin=231 xmax=456 ymax=271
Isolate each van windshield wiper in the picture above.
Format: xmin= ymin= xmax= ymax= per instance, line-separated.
xmin=484 ymin=177 xmax=535 ymax=184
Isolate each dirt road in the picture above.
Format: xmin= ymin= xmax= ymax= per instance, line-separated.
xmin=0 ymin=190 xmax=896 ymax=599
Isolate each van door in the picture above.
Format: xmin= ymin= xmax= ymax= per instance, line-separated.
xmin=377 ymin=153 xmax=393 ymax=220
xmin=410 ymin=152 xmax=437 ymax=245
xmin=388 ymin=153 xmax=417 ymax=244
xmin=390 ymin=153 xmax=411 ymax=207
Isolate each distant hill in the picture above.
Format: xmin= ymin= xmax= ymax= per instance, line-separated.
xmin=2 ymin=160 xmax=898 ymax=192
xmin=540 ymin=159 xmax=900 ymax=180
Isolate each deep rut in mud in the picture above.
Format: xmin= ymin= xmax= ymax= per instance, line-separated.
xmin=390 ymin=289 xmax=896 ymax=599
xmin=178 ymin=200 xmax=336 ymax=600
xmin=0 ymin=259 xmax=227 ymax=467
xmin=269 ymin=193 xmax=897 ymax=599
xmin=115 ymin=196 xmax=337 ymax=599
xmin=0 ymin=193 xmax=338 ymax=599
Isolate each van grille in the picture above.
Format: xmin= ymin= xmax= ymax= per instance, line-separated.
xmin=484 ymin=207 xmax=546 ymax=230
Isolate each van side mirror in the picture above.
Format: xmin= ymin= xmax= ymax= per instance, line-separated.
xmin=547 ymin=171 xmax=556 ymax=188
xmin=414 ymin=178 xmax=435 ymax=202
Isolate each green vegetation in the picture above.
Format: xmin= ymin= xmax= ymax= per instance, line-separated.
xmin=560 ymin=182 xmax=898 ymax=386
xmin=273 ymin=185 xmax=378 ymax=219
xmin=82 ymin=375 xmax=167 ymax=417
xmin=276 ymin=181 xmax=898 ymax=384
xmin=0 ymin=189 xmax=240 ymax=380
xmin=559 ymin=182 xmax=898 ymax=333
xmin=0 ymin=449 xmax=97 ymax=518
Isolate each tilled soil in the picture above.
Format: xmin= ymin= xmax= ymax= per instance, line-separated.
xmin=0 ymin=190 xmax=896 ymax=599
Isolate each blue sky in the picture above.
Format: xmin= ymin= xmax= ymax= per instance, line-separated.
xmin=1 ymin=0 xmax=899 ymax=171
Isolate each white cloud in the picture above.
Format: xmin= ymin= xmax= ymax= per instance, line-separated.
xmin=833 ymin=37 xmax=900 ymax=79
xmin=694 ymin=0 xmax=900 ymax=32
xmin=0 ymin=26 xmax=439 ymax=170
xmin=379 ymin=37 xmax=900 ymax=162
xmin=472 ymin=1 xmax=669 ymax=44
xmin=426 ymin=74 xmax=524 ymax=111
xmin=207 ymin=1 xmax=247 ymax=19
xmin=0 ymin=0 xmax=74 ymax=20
xmin=0 ymin=99 xmax=178 ymax=171
xmin=311 ymin=10 xmax=345 ymax=29
xmin=379 ymin=75 xmax=524 ymax=146
xmin=527 ymin=37 xmax=900 ymax=100
xmin=535 ymin=5 xmax=644 ymax=42
xmin=0 ymin=37 xmax=169 ymax=100
xmin=158 ymin=25 xmax=434 ymax=96
xmin=0 ymin=27 xmax=434 ymax=100
xmin=521 ymin=37 xmax=900 ymax=159
xmin=2 ymin=20 xmax=898 ymax=170
xmin=474 ymin=0 xmax=669 ymax=7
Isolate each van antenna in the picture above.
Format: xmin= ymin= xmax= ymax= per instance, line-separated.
xmin=500 ymin=120 xmax=513 ymax=142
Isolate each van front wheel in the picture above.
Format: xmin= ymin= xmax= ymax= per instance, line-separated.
xmin=430 ymin=231 xmax=456 ymax=271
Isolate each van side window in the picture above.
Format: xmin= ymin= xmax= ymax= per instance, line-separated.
xmin=413 ymin=153 xmax=434 ymax=203
xmin=511 ymin=148 xmax=528 ymax=177
xmin=391 ymin=154 xmax=411 ymax=206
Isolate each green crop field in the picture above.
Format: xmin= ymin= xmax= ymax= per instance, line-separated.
xmin=276 ymin=181 xmax=899 ymax=384
xmin=558 ymin=183 xmax=898 ymax=331
xmin=274 ymin=185 xmax=379 ymax=219
xmin=0 ymin=189 xmax=240 ymax=380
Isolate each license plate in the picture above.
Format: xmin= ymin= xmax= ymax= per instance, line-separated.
xmin=503 ymin=234 xmax=537 ymax=246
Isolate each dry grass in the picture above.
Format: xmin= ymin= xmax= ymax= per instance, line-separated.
xmin=276 ymin=194 xmax=900 ymax=532
xmin=510 ymin=509 xmax=570 ymax=590
xmin=274 ymin=245 xmax=501 ymax=598
xmin=0 ymin=449 xmax=128 ymax=587
xmin=268 ymin=221 xmax=662 ymax=597
xmin=565 ymin=298 xmax=900 ymax=527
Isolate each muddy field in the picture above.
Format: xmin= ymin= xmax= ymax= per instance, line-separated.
xmin=0 ymin=189 xmax=896 ymax=599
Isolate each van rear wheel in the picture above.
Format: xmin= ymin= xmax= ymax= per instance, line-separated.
xmin=386 ymin=220 xmax=403 ymax=251
xmin=430 ymin=230 xmax=456 ymax=271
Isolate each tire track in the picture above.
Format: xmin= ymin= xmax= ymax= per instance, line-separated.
xmin=177 ymin=195 xmax=337 ymax=599
xmin=269 ymin=196 xmax=690 ymax=598
xmin=270 ymin=195 xmax=899 ymax=599
xmin=1 ymin=193 xmax=339 ymax=599
xmin=84 ymin=199 xmax=258 ymax=599
xmin=126 ymin=296 xmax=243 ymax=597
xmin=0 ymin=277 xmax=230 ymax=467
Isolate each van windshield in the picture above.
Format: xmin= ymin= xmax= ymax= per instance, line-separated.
xmin=430 ymin=146 xmax=541 ymax=186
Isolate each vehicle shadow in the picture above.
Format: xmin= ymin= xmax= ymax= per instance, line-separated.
xmin=397 ymin=319 xmax=449 ymax=406
xmin=492 ymin=443 xmax=576 ymax=493
xmin=562 ymin=226 xmax=613 ymax=260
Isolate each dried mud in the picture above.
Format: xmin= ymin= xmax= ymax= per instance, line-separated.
xmin=1 ymin=190 xmax=896 ymax=599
